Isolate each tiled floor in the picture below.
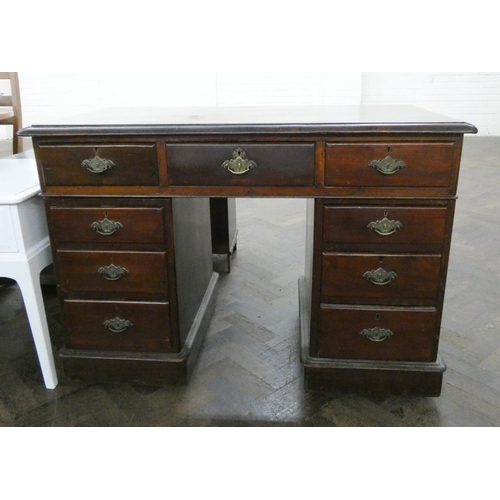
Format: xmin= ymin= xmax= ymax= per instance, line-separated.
xmin=0 ymin=136 xmax=499 ymax=426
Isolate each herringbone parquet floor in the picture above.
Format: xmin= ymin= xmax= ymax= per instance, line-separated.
xmin=1 ymin=137 xmax=499 ymax=426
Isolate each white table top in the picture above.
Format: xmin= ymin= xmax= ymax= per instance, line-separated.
xmin=0 ymin=158 xmax=40 ymax=204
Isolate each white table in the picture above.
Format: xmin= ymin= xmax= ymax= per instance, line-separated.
xmin=0 ymin=157 xmax=58 ymax=389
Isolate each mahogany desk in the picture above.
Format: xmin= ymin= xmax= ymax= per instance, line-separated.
xmin=19 ymin=106 xmax=477 ymax=396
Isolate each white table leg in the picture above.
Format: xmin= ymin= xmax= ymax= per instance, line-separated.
xmin=16 ymin=265 xmax=58 ymax=389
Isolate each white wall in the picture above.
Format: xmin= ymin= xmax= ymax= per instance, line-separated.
xmin=361 ymin=73 xmax=500 ymax=136
xmin=215 ymin=73 xmax=362 ymax=106
xmin=2 ymin=72 xmax=499 ymax=142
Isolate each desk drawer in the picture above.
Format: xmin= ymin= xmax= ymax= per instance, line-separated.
xmin=50 ymin=206 xmax=166 ymax=244
xmin=57 ymin=250 xmax=168 ymax=294
xmin=323 ymin=206 xmax=448 ymax=245
xmin=65 ymin=299 xmax=173 ymax=352
xmin=317 ymin=305 xmax=439 ymax=361
xmin=321 ymin=253 xmax=442 ymax=302
xmin=324 ymin=142 xmax=455 ymax=188
xmin=37 ymin=144 xmax=158 ymax=186
xmin=166 ymin=143 xmax=315 ymax=186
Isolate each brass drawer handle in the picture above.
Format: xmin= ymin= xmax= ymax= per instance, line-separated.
xmin=360 ymin=326 xmax=394 ymax=342
xmin=222 ymin=148 xmax=257 ymax=175
xmin=98 ymin=264 xmax=129 ymax=281
xmin=103 ymin=317 xmax=133 ymax=333
xmin=363 ymin=267 xmax=397 ymax=285
xmin=82 ymin=155 xmax=115 ymax=174
xmin=369 ymin=155 xmax=406 ymax=175
xmin=367 ymin=216 xmax=403 ymax=235
xmin=91 ymin=217 xmax=124 ymax=236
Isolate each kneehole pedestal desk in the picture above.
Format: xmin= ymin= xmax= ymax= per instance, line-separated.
xmin=20 ymin=106 xmax=477 ymax=397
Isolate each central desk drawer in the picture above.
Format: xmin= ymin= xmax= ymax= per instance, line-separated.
xmin=321 ymin=252 xmax=442 ymax=302
xmin=50 ymin=206 xmax=166 ymax=244
xmin=37 ymin=144 xmax=159 ymax=186
xmin=324 ymin=142 xmax=456 ymax=188
xmin=57 ymin=250 xmax=168 ymax=294
xmin=166 ymin=143 xmax=315 ymax=186
xmin=65 ymin=299 xmax=173 ymax=352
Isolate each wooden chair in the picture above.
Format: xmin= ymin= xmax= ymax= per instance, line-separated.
xmin=0 ymin=72 xmax=23 ymax=154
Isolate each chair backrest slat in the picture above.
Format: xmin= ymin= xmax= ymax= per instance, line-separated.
xmin=0 ymin=95 xmax=13 ymax=106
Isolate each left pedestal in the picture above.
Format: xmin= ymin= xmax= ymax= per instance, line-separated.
xmin=47 ymin=197 xmax=217 ymax=386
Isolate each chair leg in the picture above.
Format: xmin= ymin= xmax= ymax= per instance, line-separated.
xmin=13 ymin=128 xmax=22 ymax=154
xmin=16 ymin=270 xmax=58 ymax=389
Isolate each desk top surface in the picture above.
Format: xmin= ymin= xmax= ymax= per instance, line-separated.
xmin=19 ymin=105 xmax=478 ymax=136
xmin=0 ymin=158 xmax=40 ymax=204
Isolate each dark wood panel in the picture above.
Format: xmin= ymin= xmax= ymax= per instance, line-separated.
xmin=65 ymin=300 xmax=172 ymax=352
xmin=321 ymin=252 xmax=442 ymax=302
xmin=57 ymin=250 xmax=168 ymax=294
xmin=172 ymin=198 xmax=214 ymax=345
xmin=316 ymin=305 xmax=439 ymax=362
xmin=210 ymin=198 xmax=238 ymax=272
xmin=49 ymin=206 xmax=165 ymax=244
xmin=303 ymin=362 xmax=444 ymax=397
xmin=325 ymin=142 xmax=456 ymax=187
xmin=166 ymin=143 xmax=315 ymax=186
xmin=323 ymin=205 xmax=448 ymax=245
xmin=59 ymin=350 xmax=189 ymax=386
xmin=37 ymin=144 xmax=158 ymax=186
